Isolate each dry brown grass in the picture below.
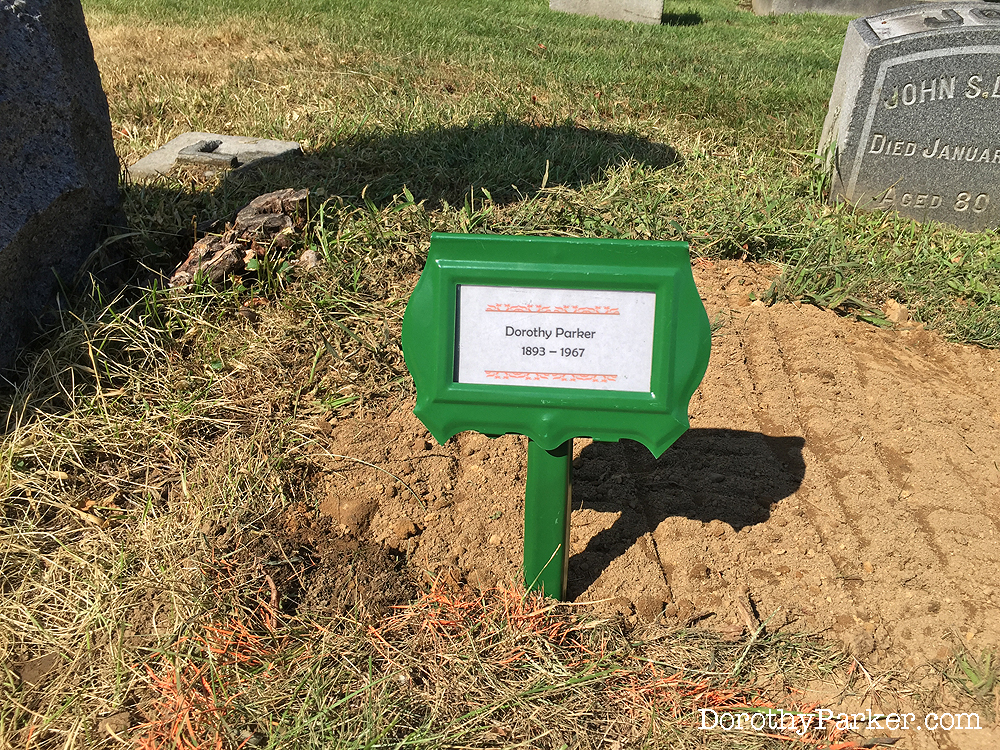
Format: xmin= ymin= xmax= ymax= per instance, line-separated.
xmin=117 ymin=578 xmax=874 ymax=750
xmin=89 ymin=20 xmax=360 ymax=166
xmin=0 ymin=213 xmax=414 ymax=746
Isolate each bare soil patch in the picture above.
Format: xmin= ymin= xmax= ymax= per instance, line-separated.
xmin=298 ymin=260 xmax=1000 ymax=675
xmin=173 ymin=259 xmax=1000 ymax=748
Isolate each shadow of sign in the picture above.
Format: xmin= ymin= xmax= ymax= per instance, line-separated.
xmin=567 ymin=429 xmax=805 ymax=598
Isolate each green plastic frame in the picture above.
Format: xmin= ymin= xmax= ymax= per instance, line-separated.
xmin=402 ymin=233 xmax=710 ymax=457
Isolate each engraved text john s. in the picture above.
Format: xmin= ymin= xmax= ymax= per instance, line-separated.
xmin=882 ymin=73 xmax=1000 ymax=108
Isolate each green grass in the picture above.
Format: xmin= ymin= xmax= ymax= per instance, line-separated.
xmin=88 ymin=0 xmax=846 ymax=144
xmin=84 ymin=0 xmax=997 ymax=344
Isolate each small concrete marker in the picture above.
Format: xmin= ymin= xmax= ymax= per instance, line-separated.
xmin=549 ymin=0 xmax=664 ymax=25
xmin=128 ymin=132 xmax=302 ymax=180
xmin=819 ymin=2 xmax=1000 ymax=231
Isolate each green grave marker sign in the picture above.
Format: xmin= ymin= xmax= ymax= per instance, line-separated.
xmin=402 ymin=233 xmax=710 ymax=598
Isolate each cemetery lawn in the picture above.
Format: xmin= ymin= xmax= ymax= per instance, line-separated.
xmin=2 ymin=0 xmax=999 ymax=748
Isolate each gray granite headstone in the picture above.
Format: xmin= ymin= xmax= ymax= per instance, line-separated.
xmin=753 ymin=0 xmax=935 ymax=17
xmin=819 ymin=3 xmax=1000 ymax=232
xmin=549 ymin=0 xmax=663 ymax=25
xmin=0 ymin=0 xmax=121 ymax=371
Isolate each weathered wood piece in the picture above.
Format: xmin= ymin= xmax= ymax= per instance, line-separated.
xmin=169 ymin=188 xmax=310 ymax=287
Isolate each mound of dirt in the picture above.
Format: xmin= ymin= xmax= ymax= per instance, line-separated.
xmin=304 ymin=260 xmax=1000 ymax=674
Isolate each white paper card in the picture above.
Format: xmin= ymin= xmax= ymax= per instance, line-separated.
xmin=455 ymin=285 xmax=656 ymax=392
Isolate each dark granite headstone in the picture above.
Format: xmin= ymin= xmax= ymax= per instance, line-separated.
xmin=0 ymin=0 xmax=121 ymax=371
xmin=819 ymin=3 xmax=1000 ymax=231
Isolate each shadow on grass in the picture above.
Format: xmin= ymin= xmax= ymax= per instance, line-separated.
xmin=567 ymin=429 xmax=805 ymax=599
xmin=661 ymin=12 xmax=702 ymax=26
xmin=230 ymin=117 xmax=682 ymax=208
xmin=10 ymin=118 xmax=681 ymax=376
xmin=112 ymin=116 xmax=682 ymax=269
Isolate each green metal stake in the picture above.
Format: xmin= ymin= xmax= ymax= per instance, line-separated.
xmin=523 ymin=438 xmax=573 ymax=599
